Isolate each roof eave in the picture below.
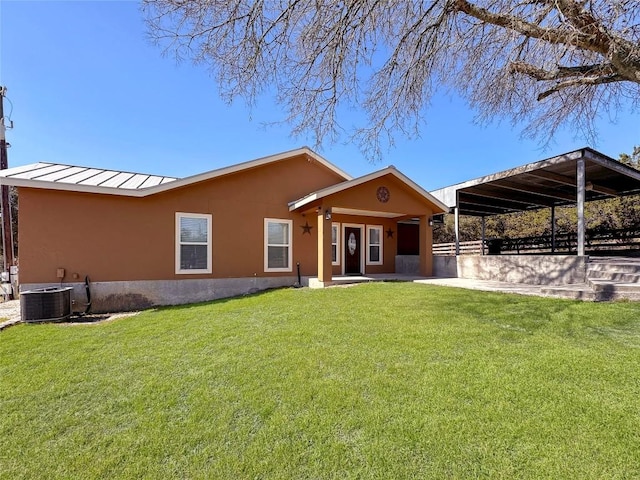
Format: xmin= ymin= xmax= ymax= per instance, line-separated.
xmin=0 ymin=177 xmax=147 ymax=197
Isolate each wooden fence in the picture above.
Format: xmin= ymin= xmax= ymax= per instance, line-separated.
xmin=432 ymin=240 xmax=484 ymax=256
xmin=433 ymin=227 xmax=640 ymax=256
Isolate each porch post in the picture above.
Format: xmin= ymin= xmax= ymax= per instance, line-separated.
xmin=550 ymin=205 xmax=556 ymax=253
xmin=419 ymin=215 xmax=433 ymax=276
xmin=576 ymin=158 xmax=586 ymax=256
xmin=481 ymin=216 xmax=486 ymax=255
xmin=317 ymin=209 xmax=333 ymax=283
xmin=454 ymin=206 xmax=460 ymax=256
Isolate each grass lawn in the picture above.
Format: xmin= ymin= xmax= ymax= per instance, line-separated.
xmin=2 ymin=283 xmax=640 ymax=479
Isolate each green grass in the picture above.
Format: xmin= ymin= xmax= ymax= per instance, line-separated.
xmin=2 ymin=283 xmax=640 ymax=479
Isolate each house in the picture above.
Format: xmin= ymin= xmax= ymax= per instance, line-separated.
xmin=0 ymin=147 xmax=447 ymax=312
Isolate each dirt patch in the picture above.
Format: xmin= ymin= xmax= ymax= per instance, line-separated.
xmin=59 ymin=311 xmax=141 ymax=326
xmin=0 ymin=298 xmax=143 ymax=330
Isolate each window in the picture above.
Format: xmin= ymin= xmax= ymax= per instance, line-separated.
xmin=331 ymin=223 xmax=340 ymax=265
xmin=176 ymin=213 xmax=212 ymax=274
xmin=367 ymin=225 xmax=383 ymax=265
xmin=264 ymin=218 xmax=292 ymax=272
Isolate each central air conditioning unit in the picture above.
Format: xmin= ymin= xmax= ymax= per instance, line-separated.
xmin=20 ymin=287 xmax=73 ymax=323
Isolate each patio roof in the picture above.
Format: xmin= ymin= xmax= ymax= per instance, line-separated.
xmin=430 ymin=148 xmax=640 ymax=217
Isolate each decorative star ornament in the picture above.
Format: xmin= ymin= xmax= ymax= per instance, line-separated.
xmin=301 ymin=221 xmax=313 ymax=235
xmin=386 ymin=228 xmax=394 ymax=238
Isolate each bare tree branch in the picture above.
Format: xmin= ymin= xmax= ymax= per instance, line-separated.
xmin=142 ymin=0 xmax=640 ymax=161
xmin=537 ymin=73 xmax=623 ymax=100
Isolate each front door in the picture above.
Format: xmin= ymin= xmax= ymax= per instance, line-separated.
xmin=344 ymin=227 xmax=362 ymax=274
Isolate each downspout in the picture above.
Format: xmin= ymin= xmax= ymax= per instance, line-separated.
xmin=73 ymin=276 xmax=92 ymax=317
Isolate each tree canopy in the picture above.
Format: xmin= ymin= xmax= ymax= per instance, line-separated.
xmin=144 ymin=0 xmax=640 ymax=159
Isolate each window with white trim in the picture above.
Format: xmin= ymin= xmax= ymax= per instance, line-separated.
xmin=367 ymin=225 xmax=383 ymax=265
xmin=331 ymin=223 xmax=340 ymax=265
xmin=176 ymin=212 xmax=212 ymax=274
xmin=264 ymin=218 xmax=292 ymax=272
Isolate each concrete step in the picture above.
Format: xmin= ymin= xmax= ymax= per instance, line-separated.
xmin=587 ymin=270 xmax=640 ymax=283
xmin=589 ymin=280 xmax=640 ymax=301
xmin=587 ymin=262 xmax=640 ymax=275
xmin=541 ymin=284 xmax=596 ymax=301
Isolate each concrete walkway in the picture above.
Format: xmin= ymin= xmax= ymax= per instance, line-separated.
xmin=414 ymin=277 xmax=546 ymax=296
xmin=328 ymin=274 xmax=549 ymax=297
xmin=0 ymin=299 xmax=22 ymax=330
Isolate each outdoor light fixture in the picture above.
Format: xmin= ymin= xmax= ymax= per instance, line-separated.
xmin=325 ymin=209 xmax=332 ymax=220
xmin=428 ymin=218 xmax=434 ymax=227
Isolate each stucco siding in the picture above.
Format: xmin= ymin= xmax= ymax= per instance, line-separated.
xmin=18 ymin=154 xmax=343 ymax=284
xmin=327 ymin=174 xmax=436 ymax=216
xmin=17 ymin=151 xmax=439 ymax=295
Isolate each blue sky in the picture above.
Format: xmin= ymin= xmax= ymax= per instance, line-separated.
xmin=1 ymin=1 xmax=638 ymax=191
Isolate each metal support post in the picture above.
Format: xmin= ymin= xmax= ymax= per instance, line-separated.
xmin=551 ymin=205 xmax=556 ymax=253
xmin=576 ymin=158 xmax=586 ymax=256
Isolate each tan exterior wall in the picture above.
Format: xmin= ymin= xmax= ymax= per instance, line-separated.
xmin=18 ymin=154 xmax=343 ymax=284
xmin=18 ymin=155 xmax=439 ymax=290
xmin=327 ymin=175 xmax=435 ymax=216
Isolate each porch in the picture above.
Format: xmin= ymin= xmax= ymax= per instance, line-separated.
xmin=288 ymin=166 xmax=448 ymax=287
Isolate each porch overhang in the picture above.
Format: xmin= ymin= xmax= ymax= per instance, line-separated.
xmin=331 ymin=207 xmax=406 ymax=218
xmin=289 ymin=166 xmax=447 ymax=286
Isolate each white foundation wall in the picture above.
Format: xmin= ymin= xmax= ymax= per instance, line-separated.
xmin=21 ymin=276 xmax=305 ymax=313
xmin=434 ymin=255 xmax=588 ymax=285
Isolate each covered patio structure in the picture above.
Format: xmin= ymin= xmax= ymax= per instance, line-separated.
xmin=431 ymin=147 xmax=640 ymax=257
xmin=429 ymin=148 xmax=640 ymax=300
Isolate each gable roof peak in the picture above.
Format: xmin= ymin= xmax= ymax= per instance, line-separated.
xmin=289 ymin=164 xmax=448 ymax=213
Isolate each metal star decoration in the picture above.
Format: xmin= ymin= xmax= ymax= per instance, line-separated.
xmin=301 ymin=221 xmax=313 ymax=235
xmin=386 ymin=228 xmax=394 ymax=238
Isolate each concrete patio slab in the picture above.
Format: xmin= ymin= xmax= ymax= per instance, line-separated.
xmin=414 ymin=277 xmax=548 ymax=297
xmin=321 ymin=274 xmax=555 ymax=298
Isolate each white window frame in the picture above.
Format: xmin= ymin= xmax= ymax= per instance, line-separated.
xmin=366 ymin=225 xmax=383 ymax=266
xmin=175 ymin=212 xmax=212 ymax=274
xmin=264 ymin=218 xmax=293 ymax=272
xmin=331 ymin=222 xmax=340 ymax=266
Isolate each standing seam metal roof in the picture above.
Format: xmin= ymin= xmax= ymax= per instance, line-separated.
xmin=2 ymin=162 xmax=177 ymax=190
